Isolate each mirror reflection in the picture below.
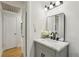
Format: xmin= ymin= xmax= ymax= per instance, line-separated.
xmin=45 ymin=13 xmax=65 ymax=41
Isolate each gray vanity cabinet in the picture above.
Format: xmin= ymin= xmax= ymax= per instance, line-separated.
xmin=35 ymin=42 xmax=68 ymax=57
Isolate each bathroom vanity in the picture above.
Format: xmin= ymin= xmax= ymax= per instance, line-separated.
xmin=34 ymin=38 xmax=69 ymax=57
xmin=34 ymin=13 xmax=69 ymax=57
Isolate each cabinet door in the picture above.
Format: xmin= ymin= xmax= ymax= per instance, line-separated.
xmin=56 ymin=47 xmax=67 ymax=57
xmin=45 ymin=46 xmax=56 ymax=57
xmin=35 ymin=43 xmax=55 ymax=57
xmin=35 ymin=43 xmax=44 ymax=57
xmin=35 ymin=42 xmax=68 ymax=57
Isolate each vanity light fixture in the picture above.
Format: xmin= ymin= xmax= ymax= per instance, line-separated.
xmin=49 ymin=2 xmax=53 ymax=9
xmin=44 ymin=1 xmax=63 ymax=11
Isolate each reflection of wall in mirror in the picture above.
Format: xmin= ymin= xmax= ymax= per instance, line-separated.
xmin=55 ymin=15 xmax=59 ymax=33
xmin=47 ymin=14 xmax=64 ymax=39
xmin=58 ymin=14 xmax=64 ymax=38
xmin=47 ymin=16 xmax=55 ymax=32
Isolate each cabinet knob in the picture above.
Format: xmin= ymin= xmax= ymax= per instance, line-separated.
xmin=41 ymin=53 xmax=45 ymax=57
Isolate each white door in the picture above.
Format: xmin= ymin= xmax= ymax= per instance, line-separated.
xmin=2 ymin=11 xmax=17 ymax=50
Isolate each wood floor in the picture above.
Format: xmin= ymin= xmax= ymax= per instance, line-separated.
xmin=2 ymin=47 xmax=23 ymax=57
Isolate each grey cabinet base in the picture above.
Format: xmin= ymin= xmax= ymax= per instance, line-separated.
xmin=34 ymin=42 xmax=68 ymax=57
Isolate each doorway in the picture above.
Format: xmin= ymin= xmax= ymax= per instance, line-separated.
xmin=2 ymin=10 xmax=23 ymax=57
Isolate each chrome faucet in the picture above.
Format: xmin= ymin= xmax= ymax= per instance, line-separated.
xmin=50 ymin=32 xmax=58 ymax=40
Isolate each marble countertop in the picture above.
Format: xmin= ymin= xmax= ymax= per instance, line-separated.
xmin=34 ymin=38 xmax=69 ymax=52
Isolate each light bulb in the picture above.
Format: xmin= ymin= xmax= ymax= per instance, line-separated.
xmin=49 ymin=2 xmax=53 ymax=9
xmin=55 ymin=1 xmax=60 ymax=6
xmin=49 ymin=4 xmax=53 ymax=9
xmin=45 ymin=8 xmax=47 ymax=11
xmin=44 ymin=5 xmax=48 ymax=11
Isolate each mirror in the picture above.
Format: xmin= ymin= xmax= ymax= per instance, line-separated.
xmin=46 ymin=13 xmax=65 ymax=41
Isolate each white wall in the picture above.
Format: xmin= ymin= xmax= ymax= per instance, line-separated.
xmin=26 ymin=1 xmax=46 ymax=56
xmin=47 ymin=1 xmax=79 ymax=57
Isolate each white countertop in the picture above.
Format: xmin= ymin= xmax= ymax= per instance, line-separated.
xmin=34 ymin=38 xmax=69 ymax=52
